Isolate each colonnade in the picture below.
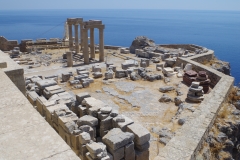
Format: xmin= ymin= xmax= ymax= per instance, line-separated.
xmin=67 ymin=18 xmax=105 ymax=65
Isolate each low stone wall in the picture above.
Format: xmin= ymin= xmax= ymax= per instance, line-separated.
xmin=175 ymin=51 xmax=220 ymax=87
xmin=0 ymin=36 xmax=18 ymax=51
xmin=104 ymin=45 xmax=129 ymax=50
xmin=155 ymin=51 xmax=234 ymax=160
xmin=0 ymin=50 xmax=26 ymax=95
xmin=159 ymin=44 xmax=204 ymax=51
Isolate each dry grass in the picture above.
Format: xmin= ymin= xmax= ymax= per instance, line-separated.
xmin=218 ymin=103 xmax=231 ymax=119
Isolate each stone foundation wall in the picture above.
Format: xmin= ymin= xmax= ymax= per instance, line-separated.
xmin=0 ymin=36 xmax=18 ymax=51
xmin=0 ymin=50 xmax=26 ymax=95
xmin=0 ymin=69 xmax=79 ymax=160
xmin=159 ymin=44 xmax=204 ymax=51
xmin=104 ymin=45 xmax=129 ymax=50
xmin=175 ymin=51 xmax=219 ymax=87
xmin=155 ymin=50 xmax=234 ymax=160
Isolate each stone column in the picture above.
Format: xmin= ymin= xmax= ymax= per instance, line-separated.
xmin=74 ymin=24 xmax=79 ymax=53
xmin=68 ymin=23 xmax=73 ymax=51
xmin=80 ymin=24 xmax=83 ymax=50
xmin=83 ymin=28 xmax=89 ymax=64
xmin=99 ymin=28 xmax=104 ymax=62
xmin=67 ymin=51 xmax=73 ymax=67
xmin=90 ymin=28 xmax=95 ymax=59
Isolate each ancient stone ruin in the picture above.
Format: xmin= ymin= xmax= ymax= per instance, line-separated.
xmin=0 ymin=19 xmax=235 ymax=160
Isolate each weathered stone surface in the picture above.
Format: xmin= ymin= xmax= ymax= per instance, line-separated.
xmin=126 ymin=124 xmax=150 ymax=145
xmin=135 ymin=141 xmax=150 ymax=151
xmin=135 ymin=149 xmax=149 ymax=160
xmin=102 ymin=128 xmax=134 ymax=150
xmin=84 ymin=97 xmax=108 ymax=109
xmin=77 ymin=115 xmax=98 ymax=127
xmin=124 ymin=142 xmax=135 ymax=160
xmin=101 ymin=107 xmax=112 ymax=114
xmin=159 ymin=86 xmax=175 ymax=93
xmin=107 ymin=146 xmax=124 ymax=160
xmin=86 ymin=142 xmax=107 ymax=159
xmin=174 ymin=96 xmax=183 ymax=106
xmin=113 ymin=115 xmax=134 ymax=132
xmin=79 ymin=132 xmax=91 ymax=145
xmin=76 ymin=92 xmax=91 ymax=104
xmin=159 ymin=94 xmax=172 ymax=103
xmin=62 ymin=72 xmax=71 ymax=82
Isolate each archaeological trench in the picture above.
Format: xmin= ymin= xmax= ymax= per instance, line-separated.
xmin=0 ymin=18 xmax=239 ymax=160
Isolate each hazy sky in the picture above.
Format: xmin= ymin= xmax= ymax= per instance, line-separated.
xmin=1 ymin=0 xmax=240 ymax=10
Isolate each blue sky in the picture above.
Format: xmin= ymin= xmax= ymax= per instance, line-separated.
xmin=1 ymin=0 xmax=240 ymax=10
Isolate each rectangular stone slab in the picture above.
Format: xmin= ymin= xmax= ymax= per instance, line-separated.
xmin=102 ymin=128 xmax=134 ymax=151
xmin=126 ymin=124 xmax=150 ymax=145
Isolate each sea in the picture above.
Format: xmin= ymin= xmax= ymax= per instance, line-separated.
xmin=0 ymin=9 xmax=239 ymax=84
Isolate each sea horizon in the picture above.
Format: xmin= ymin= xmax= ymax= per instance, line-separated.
xmin=0 ymin=9 xmax=239 ymax=84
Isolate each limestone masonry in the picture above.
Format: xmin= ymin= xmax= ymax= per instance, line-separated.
xmin=0 ymin=18 xmax=235 ymax=160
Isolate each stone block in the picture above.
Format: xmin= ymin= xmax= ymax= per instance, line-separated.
xmin=92 ymin=66 xmax=101 ymax=72
xmin=36 ymin=96 xmax=47 ymax=116
xmin=115 ymin=69 xmax=128 ymax=78
xmin=43 ymin=85 xmax=65 ymax=99
xmin=113 ymin=115 xmax=134 ymax=132
xmin=105 ymin=72 xmax=114 ymax=79
xmin=107 ymin=146 xmax=124 ymax=160
xmin=126 ymin=124 xmax=150 ymax=145
xmin=36 ymin=79 xmax=57 ymax=95
xmin=80 ymin=106 xmax=88 ymax=117
xmin=135 ymin=149 xmax=149 ymax=160
xmin=101 ymin=107 xmax=112 ymax=114
xmin=125 ymin=142 xmax=135 ymax=160
xmin=74 ymin=74 xmax=89 ymax=81
xmin=62 ymin=73 xmax=71 ymax=82
xmin=102 ymin=152 xmax=113 ymax=160
xmin=79 ymin=145 xmax=88 ymax=159
xmin=98 ymin=112 xmax=109 ymax=120
xmin=84 ymin=97 xmax=108 ymax=109
xmin=77 ymin=115 xmax=98 ymax=127
xmin=58 ymin=125 xmax=71 ymax=146
xmin=79 ymin=132 xmax=91 ymax=145
xmin=42 ymin=100 xmax=56 ymax=117
xmin=45 ymin=104 xmax=68 ymax=127
xmin=82 ymin=81 xmax=90 ymax=88
xmin=71 ymin=134 xmax=80 ymax=150
xmin=78 ymin=70 xmax=90 ymax=76
xmin=102 ymin=128 xmax=134 ymax=150
xmin=135 ymin=141 xmax=150 ymax=151
xmin=76 ymin=92 xmax=91 ymax=104
xmin=110 ymin=110 xmax=119 ymax=118
xmin=58 ymin=112 xmax=78 ymax=132
xmin=93 ymin=72 xmax=103 ymax=78
xmin=100 ymin=116 xmax=113 ymax=131
xmin=88 ymin=107 xmax=100 ymax=118
xmin=86 ymin=142 xmax=107 ymax=159
xmin=76 ymin=67 xmax=86 ymax=72
xmin=27 ymin=91 xmax=39 ymax=106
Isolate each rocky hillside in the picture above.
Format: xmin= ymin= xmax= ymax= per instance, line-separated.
xmin=196 ymin=86 xmax=240 ymax=160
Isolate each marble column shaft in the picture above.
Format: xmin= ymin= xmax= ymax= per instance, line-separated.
xmin=99 ymin=28 xmax=104 ymax=62
xmin=80 ymin=24 xmax=83 ymax=50
xmin=67 ymin=51 xmax=73 ymax=67
xmin=68 ymin=24 xmax=73 ymax=51
xmin=74 ymin=24 xmax=79 ymax=53
xmin=83 ymin=28 xmax=89 ymax=64
xmin=90 ymin=28 xmax=95 ymax=59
